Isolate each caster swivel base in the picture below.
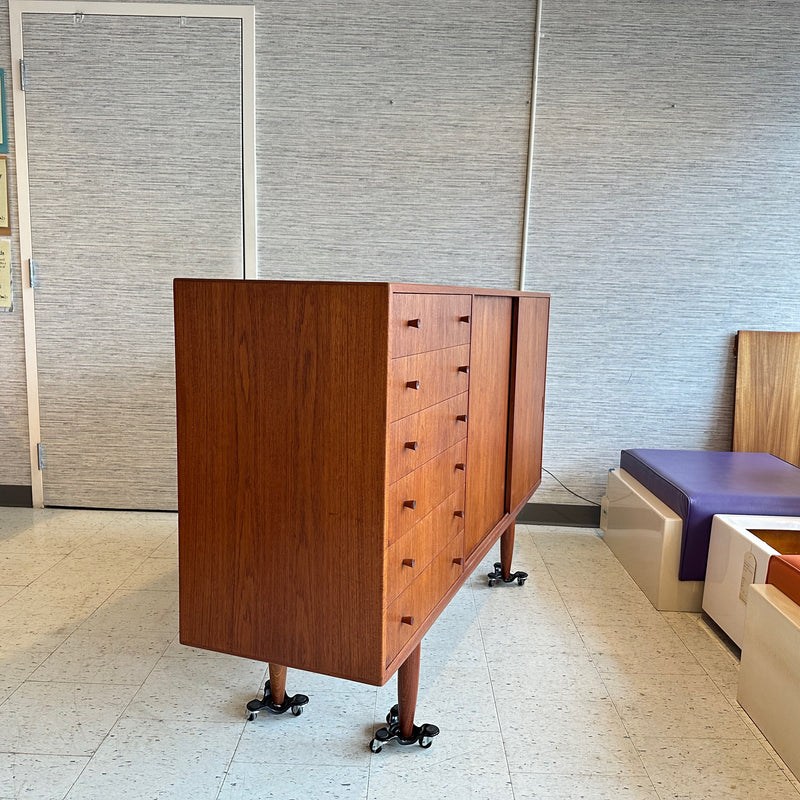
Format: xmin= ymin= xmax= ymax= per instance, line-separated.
xmin=369 ymin=705 xmax=439 ymax=753
xmin=246 ymin=680 xmax=309 ymax=721
xmin=487 ymin=562 xmax=528 ymax=587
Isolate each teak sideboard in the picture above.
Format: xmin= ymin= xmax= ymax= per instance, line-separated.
xmin=173 ymin=280 xmax=549 ymax=749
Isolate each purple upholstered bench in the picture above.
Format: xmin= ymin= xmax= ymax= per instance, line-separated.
xmin=619 ymin=450 xmax=800 ymax=582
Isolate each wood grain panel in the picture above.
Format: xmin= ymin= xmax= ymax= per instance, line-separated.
xmin=386 ymin=440 xmax=467 ymax=543
xmin=387 ymin=393 xmax=468 ymax=484
xmin=385 ymin=486 xmax=465 ymax=605
xmin=388 ymin=345 xmax=470 ymax=420
xmin=390 ymin=293 xmax=472 ymax=356
xmin=465 ymin=296 xmax=512 ymax=555
xmin=733 ymin=331 xmax=800 ymax=468
xmin=175 ymin=279 xmax=390 ymax=685
xmin=384 ymin=532 xmax=464 ymax=666
xmin=507 ymin=297 xmax=550 ymax=511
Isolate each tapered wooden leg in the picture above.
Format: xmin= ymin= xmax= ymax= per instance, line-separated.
xmin=500 ymin=521 xmax=516 ymax=580
xmin=370 ymin=641 xmax=439 ymax=751
xmin=268 ymin=663 xmax=287 ymax=706
xmin=397 ymin=644 xmax=421 ymax=739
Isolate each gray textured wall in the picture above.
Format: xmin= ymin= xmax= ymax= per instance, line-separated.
xmin=255 ymin=0 xmax=534 ymax=285
xmin=2 ymin=1 xmax=800 ymax=510
xmin=528 ymin=1 xmax=800 ymax=505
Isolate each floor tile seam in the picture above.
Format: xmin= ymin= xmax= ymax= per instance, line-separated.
xmin=0 ymin=631 xmax=75 ymax=708
xmin=56 ymin=625 xmax=183 ymax=795
xmin=627 ymin=732 xmax=800 ymax=798
xmin=363 ymin=674 xmax=383 ymax=797
xmin=0 ymin=749 xmax=91 ymax=758
xmin=659 ymin=609 xmax=741 ymax=671
xmin=731 ymin=702 xmax=800 ymax=787
xmin=465 ymin=578 xmax=517 ymax=799
xmin=213 ymin=711 xmax=254 ymax=800
xmin=592 ymin=673 xmax=666 ymax=789
xmin=566 ymin=570 xmax=692 ymax=796
xmin=24 ymin=678 xmax=145 ymax=687
xmin=508 ymin=769 xmax=665 ymax=797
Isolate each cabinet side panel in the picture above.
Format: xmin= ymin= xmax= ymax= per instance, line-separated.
xmin=174 ymin=280 xmax=389 ymax=684
xmin=465 ymin=295 xmax=512 ymax=555
xmin=507 ymin=296 xmax=550 ymax=511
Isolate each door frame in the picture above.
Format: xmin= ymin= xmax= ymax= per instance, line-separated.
xmin=9 ymin=0 xmax=257 ymax=507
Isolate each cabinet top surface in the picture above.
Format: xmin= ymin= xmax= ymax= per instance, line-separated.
xmin=173 ymin=278 xmax=549 ymax=299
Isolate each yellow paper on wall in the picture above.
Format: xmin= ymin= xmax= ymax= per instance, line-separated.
xmin=0 ymin=239 xmax=11 ymax=309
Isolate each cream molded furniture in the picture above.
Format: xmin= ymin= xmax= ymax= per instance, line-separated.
xmin=603 ymin=450 xmax=800 ymax=613
xmin=603 ymin=467 xmax=703 ymax=611
xmin=738 ymin=554 xmax=800 ymax=779
xmin=702 ymin=515 xmax=800 ymax=647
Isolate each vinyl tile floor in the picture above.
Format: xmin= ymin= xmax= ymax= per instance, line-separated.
xmin=0 ymin=508 xmax=799 ymax=800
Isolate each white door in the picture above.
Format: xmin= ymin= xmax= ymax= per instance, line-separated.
xmin=15 ymin=6 xmax=254 ymax=509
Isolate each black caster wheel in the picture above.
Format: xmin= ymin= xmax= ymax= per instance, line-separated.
xmin=419 ymin=736 xmax=433 ymax=749
xmin=370 ymin=738 xmax=383 ymax=753
xmin=386 ymin=704 xmax=399 ymax=725
xmin=488 ymin=562 xmax=528 ymax=588
xmin=246 ymin=680 xmax=309 ymax=720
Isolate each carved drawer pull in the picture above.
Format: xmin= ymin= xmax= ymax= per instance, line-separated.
xmin=403 ymin=499 xmax=417 ymax=509
xmin=402 ymin=558 xmax=416 ymax=567
xmin=452 ymin=557 xmax=464 ymax=566
xmin=454 ymin=510 xmax=465 ymax=518
xmin=457 ymin=414 xmax=467 ymax=422
xmin=456 ymin=462 xmax=466 ymax=471
xmin=459 ymin=315 xmax=471 ymax=323
xmin=406 ymin=380 xmax=420 ymax=390
xmin=404 ymin=441 xmax=418 ymax=451
xmin=458 ymin=365 xmax=470 ymax=374
xmin=407 ymin=318 xmax=421 ymax=328
xmin=401 ymin=616 xmax=415 ymax=626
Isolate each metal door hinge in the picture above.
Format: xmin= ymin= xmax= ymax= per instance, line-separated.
xmin=29 ymin=258 xmax=39 ymax=289
xmin=37 ymin=443 xmax=45 ymax=470
xmin=19 ymin=59 xmax=28 ymax=92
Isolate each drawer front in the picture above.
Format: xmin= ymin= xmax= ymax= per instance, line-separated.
xmin=385 ymin=486 xmax=465 ymax=604
xmin=387 ymin=439 xmax=467 ymax=542
xmin=387 ymin=393 xmax=469 ymax=485
xmin=385 ymin=532 xmax=465 ymax=664
xmin=390 ymin=293 xmax=472 ymax=357
xmin=388 ymin=345 xmax=470 ymax=421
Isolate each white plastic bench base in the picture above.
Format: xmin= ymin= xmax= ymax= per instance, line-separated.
xmin=738 ymin=582 xmax=800 ymax=780
xmin=602 ymin=468 xmax=703 ymax=612
xmin=702 ymin=515 xmax=800 ymax=648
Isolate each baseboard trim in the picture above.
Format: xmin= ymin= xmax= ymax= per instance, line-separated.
xmin=0 ymin=485 xmax=33 ymax=507
xmin=518 ymin=502 xmax=601 ymax=528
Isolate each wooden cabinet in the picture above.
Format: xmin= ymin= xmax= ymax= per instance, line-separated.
xmin=173 ymin=280 xmax=549 ymax=736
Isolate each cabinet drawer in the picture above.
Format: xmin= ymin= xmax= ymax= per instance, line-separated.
xmin=388 ymin=393 xmax=469 ymax=484
xmin=387 ymin=440 xmax=467 ymax=542
xmin=384 ymin=532 xmax=465 ymax=665
xmin=385 ymin=487 xmax=465 ymax=604
xmin=388 ymin=345 xmax=470 ymax=421
xmin=390 ymin=293 xmax=472 ymax=357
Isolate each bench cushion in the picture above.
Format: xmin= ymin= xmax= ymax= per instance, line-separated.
xmin=619 ymin=450 xmax=800 ymax=581
xmin=767 ymin=554 xmax=800 ymax=606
